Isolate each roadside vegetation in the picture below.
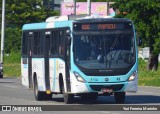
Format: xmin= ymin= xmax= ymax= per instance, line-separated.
xmin=138 ymin=58 xmax=160 ymax=87
xmin=3 ymin=52 xmax=21 ymax=77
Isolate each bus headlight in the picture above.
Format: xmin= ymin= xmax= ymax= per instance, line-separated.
xmin=73 ymin=72 xmax=86 ymax=83
xmin=128 ymin=71 xmax=137 ymax=81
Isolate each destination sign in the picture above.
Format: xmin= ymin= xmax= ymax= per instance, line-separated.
xmin=73 ymin=22 xmax=132 ymax=31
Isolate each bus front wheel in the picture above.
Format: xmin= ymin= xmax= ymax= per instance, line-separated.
xmin=63 ymin=93 xmax=73 ymax=104
xmin=62 ymin=83 xmax=73 ymax=104
xmin=114 ymin=92 xmax=125 ymax=104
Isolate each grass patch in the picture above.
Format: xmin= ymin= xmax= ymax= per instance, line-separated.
xmin=138 ymin=58 xmax=160 ymax=86
xmin=3 ymin=52 xmax=21 ymax=77
xmin=3 ymin=63 xmax=21 ymax=77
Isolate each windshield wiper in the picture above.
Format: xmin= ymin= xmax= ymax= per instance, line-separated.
xmin=106 ymin=33 xmax=121 ymax=69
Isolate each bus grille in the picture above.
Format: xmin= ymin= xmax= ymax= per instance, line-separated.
xmin=89 ymin=84 xmax=124 ymax=91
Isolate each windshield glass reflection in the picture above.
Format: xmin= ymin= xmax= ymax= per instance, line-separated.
xmin=73 ymin=33 xmax=135 ymax=69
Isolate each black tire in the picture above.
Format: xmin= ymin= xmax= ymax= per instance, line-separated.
xmin=64 ymin=93 xmax=73 ymax=104
xmin=114 ymin=92 xmax=125 ymax=104
xmin=0 ymin=74 xmax=3 ymax=78
xmin=62 ymin=82 xmax=73 ymax=104
xmin=34 ymin=78 xmax=45 ymax=101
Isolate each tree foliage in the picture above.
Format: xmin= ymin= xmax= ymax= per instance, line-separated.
xmin=4 ymin=28 xmax=21 ymax=53
xmin=112 ymin=0 xmax=160 ymax=54
xmin=5 ymin=0 xmax=59 ymax=28
xmin=77 ymin=0 xmax=116 ymax=2
xmin=112 ymin=0 xmax=160 ymax=70
xmin=0 ymin=0 xmax=59 ymax=53
xmin=77 ymin=0 xmax=108 ymax=2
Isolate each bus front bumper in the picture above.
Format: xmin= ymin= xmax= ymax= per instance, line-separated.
xmin=70 ymin=78 xmax=138 ymax=94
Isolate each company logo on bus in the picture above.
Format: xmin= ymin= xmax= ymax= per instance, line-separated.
xmin=105 ymin=78 xmax=109 ymax=82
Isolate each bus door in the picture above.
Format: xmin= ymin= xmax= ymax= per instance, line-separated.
xmin=65 ymin=29 xmax=71 ymax=92
xmin=44 ymin=31 xmax=51 ymax=91
xmin=28 ymin=32 xmax=34 ymax=89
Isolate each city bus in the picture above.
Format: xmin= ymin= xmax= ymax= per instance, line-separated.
xmin=21 ymin=15 xmax=138 ymax=104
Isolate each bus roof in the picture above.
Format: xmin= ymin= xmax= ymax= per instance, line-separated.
xmin=22 ymin=15 xmax=132 ymax=31
xmin=22 ymin=20 xmax=73 ymax=31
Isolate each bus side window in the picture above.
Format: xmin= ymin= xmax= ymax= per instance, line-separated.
xmin=32 ymin=32 xmax=43 ymax=56
xmin=37 ymin=32 xmax=42 ymax=55
xmin=40 ymin=32 xmax=44 ymax=55
xmin=33 ymin=32 xmax=38 ymax=55
xmin=50 ymin=29 xmax=66 ymax=57
xmin=59 ymin=30 xmax=65 ymax=56
xmin=22 ymin=32 xmax=28 ymax=57
xmin=50 ymin=30 xmax=58 ymax=56
xmin=33 ymin=32 xmax=40 ymax=55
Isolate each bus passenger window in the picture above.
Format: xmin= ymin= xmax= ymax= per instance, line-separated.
xmin=50 ymin=31 xmax=55 ymax=55
xmin=59 ymin=30 xmax=65 ymax=55
xmin=22 ymin=32 xmax=28 ymax=56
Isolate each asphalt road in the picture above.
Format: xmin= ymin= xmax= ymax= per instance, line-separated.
xmin=0 ymin=77 xmax=160 ymax=113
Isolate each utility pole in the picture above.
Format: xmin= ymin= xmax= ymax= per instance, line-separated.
xmin=107 ymin=1 xmax=109 ymax=15
xmin=74 ymin=0 xmax=76 ymax=15
xmin=87 ymin=0 xmax=91 ymax=15
xmin=1 ymin=0 xmax=5 ymax=63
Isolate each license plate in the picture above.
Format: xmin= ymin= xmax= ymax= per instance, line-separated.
xmin=101 ymin=88 xmax=113 ymax=93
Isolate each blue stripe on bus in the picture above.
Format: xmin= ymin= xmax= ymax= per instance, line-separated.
xmin=22 ymin=22 xmax=47 ymax=30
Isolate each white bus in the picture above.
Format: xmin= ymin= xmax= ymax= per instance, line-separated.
xmin=21 ymin=15 xmax=138 ymax=104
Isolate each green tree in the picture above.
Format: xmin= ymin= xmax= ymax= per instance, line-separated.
xmin=5 ymin=0 xmax=59 ymax=28
xmin=77 ymin=0 xmax=112 ymax=2
xmin=0 ymin=0 xmax=59 ymax=53
xmin=112 ymin=0 xmax=160 ymax=70
xmin=4 ymin=28 xmax=21 ymax=53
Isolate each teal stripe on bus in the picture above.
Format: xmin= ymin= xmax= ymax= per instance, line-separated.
xmin=22 ymin=22 xmax=47 ymax=30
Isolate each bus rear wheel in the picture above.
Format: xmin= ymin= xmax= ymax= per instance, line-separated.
xmin=114 ymin=92 xmax=125 ymax=104
xmin=34 ymin=78 xmax=44 ymax=101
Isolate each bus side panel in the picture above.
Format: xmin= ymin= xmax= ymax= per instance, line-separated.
xmin=32 ymin=58 xmax=46 ymax=92
xmin=49 ymin=58 xmax=54 ymax=92
xmin=21 ymin=58 xmax=29 ymax=88
xmin=54 ymin=59 xmax=66 ymax=93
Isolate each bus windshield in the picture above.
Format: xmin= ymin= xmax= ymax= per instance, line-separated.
xmin=73 ymin=33 xmax=135 ymax=70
